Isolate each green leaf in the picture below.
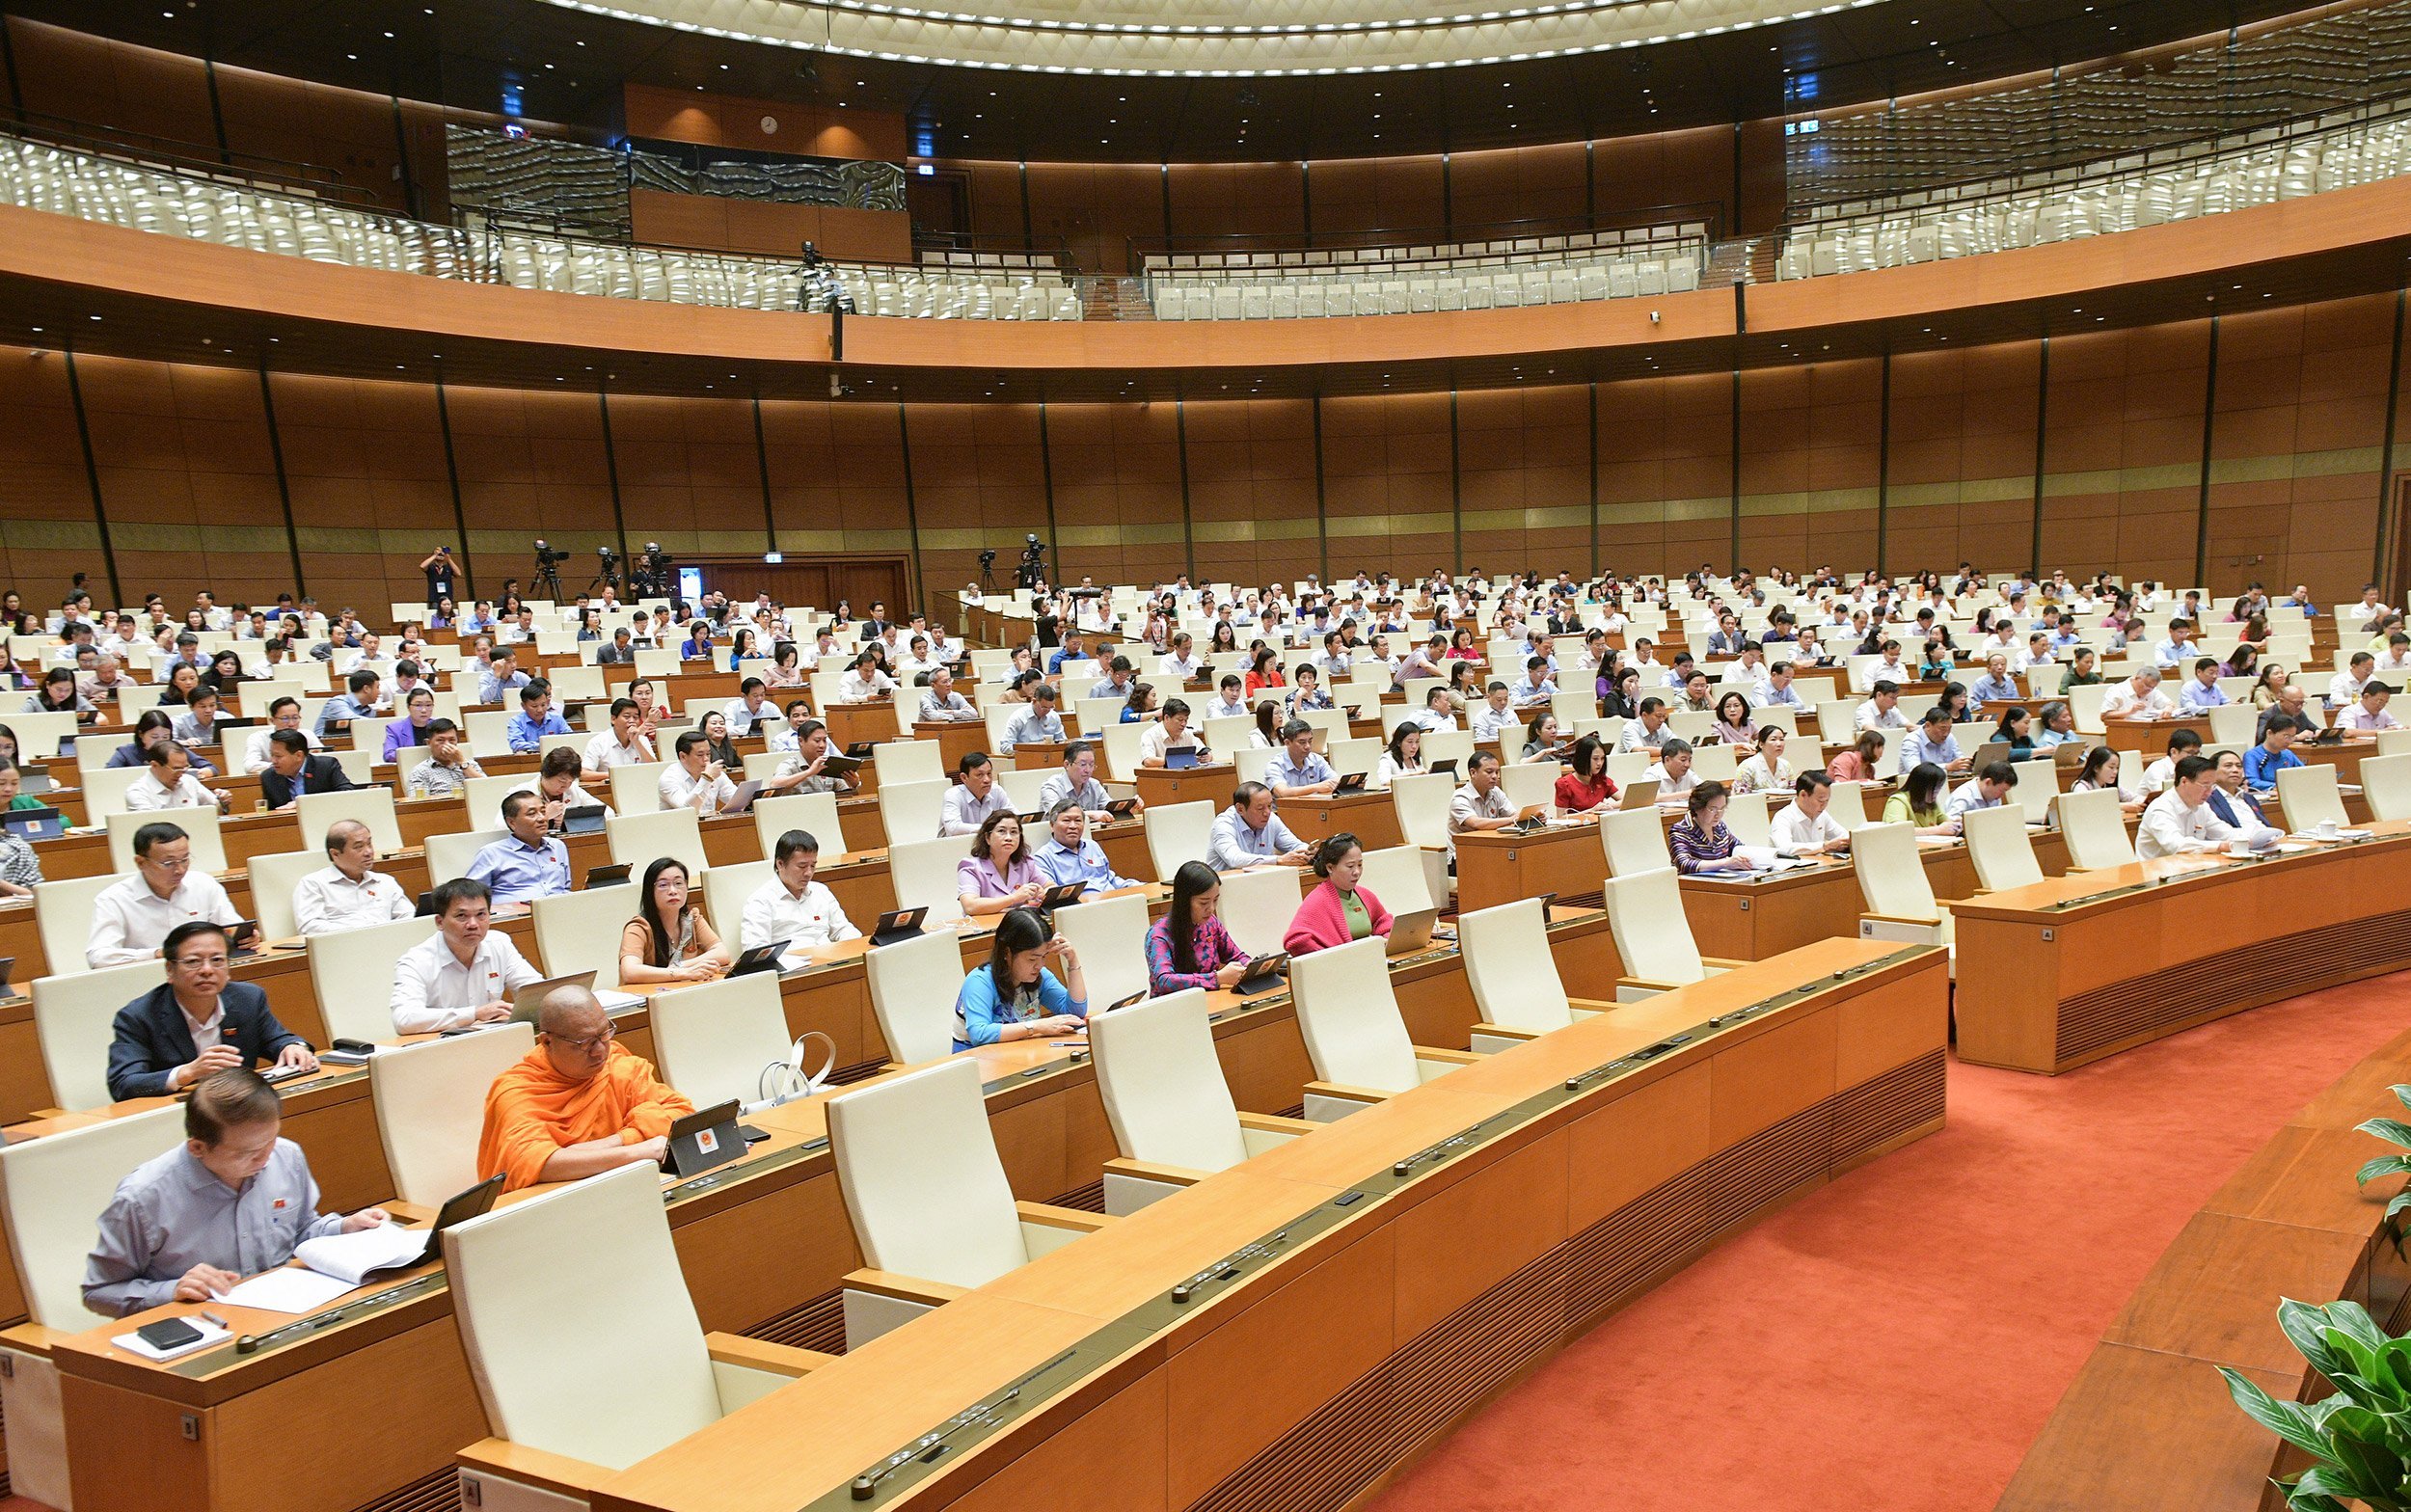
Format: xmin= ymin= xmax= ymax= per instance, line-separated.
xmin=2323 ymin=1417 xmax=2404 ymax=1492
xmin=2358 ymin=1154 xmax=2411 ymax=1186
xmin=2391 ymin=1083 xmax=2411 ymax=1114
xmin=2225 ymin=1366 xmax=2341 ymax=1460
xmin=2293 ymin=1465 xmax=2382 ymax=1503
xmin=2271 ymin=1468 xmax=2351 ymax=1512
xmin=2281 ymin=1300 xmax=2354 ymax=1380
xmin=2324 ymin=1302 xmax=2391 ymax=1355
xmin=2362 ymin=1118 xmax=2411 ymax=1151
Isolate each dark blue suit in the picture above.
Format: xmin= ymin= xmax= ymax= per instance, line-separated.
xmin=106 ymin=981 xmax=307 ymax=1102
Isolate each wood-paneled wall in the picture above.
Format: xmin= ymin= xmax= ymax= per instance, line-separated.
xmin=4 ymin=291 xmax=2402 ymax=615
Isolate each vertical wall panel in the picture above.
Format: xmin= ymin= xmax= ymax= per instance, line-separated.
xmin=1886 ymin=342 xmax=2040 ymax=575
xmin=1048 ymin=401 xmax=1184 ymax=585
xmin=5 ymin=18 xmax=217 ymax=162
xmin=1025 ymin=162 xmax=1165 ymax=275
xmin=443 ymin=386 xmax=618 ymax=598
xmin=906 ymin=403 xmax=1048 ymax=594
xmin=1309 ymin=157 xmax=1447 ymax=237
xmin=76 ymin=356 xmax=287 ymax=608
xmin=1591 ymin=125 xmax=1735 ymax=230
xmin=606 ymin=394 xmax=764 ymax=558
xmin=1167 ymin=163 xmax=1308 ymax=242
xmin=1594 ymin=373 xmax=1729 ymax=580
xmin=1444 ymin=144 xmax=1588 ymax=229
xmin=2040 ymin=323 xmax=2209 ymax=589
xmin=0 ymin=345 xmax=105 ymax=594
xmin=213 ymin=63 xmax=411 ymax=212
xmin=1320 ymin=392 xmax=1453 ymax=580
xmin=269 ymin=372 xmax=454 ymax=612
xmin=1184 ymin=399 xmax=1318 ymax=587
xmin=1457 ymin=384 xmax=1590 ymax=574
xmin=2208 ymin=297 xmax=2390 ymax=606
xmin=761 ymin=399 xmax=916 ymax=600
xmin=1740 ymin=359 xmax=1881 ymax=574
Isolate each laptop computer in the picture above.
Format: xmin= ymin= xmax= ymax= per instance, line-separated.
xmin=1233 ymin=950 xmax=1289 ymax=995
xmin=2 ymin=806 xmax=66 ymax=841
xmin=1969 ymin=740 xmax=2011 ymax=770
xmin=1165 ymin=747 xmax=1203 ymax=770
xmin=583 ymin=863 xmax=633 ymax=888
xmin=1615 ymin=778 xmax=1661 ymax=810
xmin=661 ymin=1100 xmax=749 ymax=1179
xmin=509 ymin=970 xmax=598 ymax=1020
xmin=561 ymin=805 xmax=609 ymax=837
xmin=14 ymin=768 xmax=53 ymax=796
xmin=1334 ymin=770 xmax=1368 ymax=795
xmin=727 ymin=939 xmax=791 ymax=979
xmin=1507 ymin=802 xmax=1553 ymax=832
xmin=872 ymin=905 xmax=929 ymax=947
xmin=1385 ymin=908 xmax=1439 ymax=957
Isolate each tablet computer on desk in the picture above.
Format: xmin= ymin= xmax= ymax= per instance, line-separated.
xmin=1233 ymin=951 xmax=1289 ymax=994
xmin=872 ymin=906 xmax=929 ymax=947
xmin=727 ymin=939 xmax=790 ymax=978
xmin=3 ymin=806 xmax=65 ymax=841
xmin=662 ymin=1100 xmax=745 ymax=1179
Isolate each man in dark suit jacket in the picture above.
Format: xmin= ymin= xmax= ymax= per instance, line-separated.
xmin=106 ymin=921 xmax=317 ymax=1101
xmin=259 ymin=728 xmax=356 ymax=811
xmin=595 ymin=628 xmax=637 ymax=665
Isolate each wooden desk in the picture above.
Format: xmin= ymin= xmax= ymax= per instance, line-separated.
xmin=910 ymin=718 xmax=990 ymax=771
xmin=1954 ymin=821 xmax=2411 ymax=1074
xmin=818 ymin=702 xmax=901 ymax=753
xmin=588 ymin=936 xmax=1951 ymax=1512
xmin=1997 ymin=1026 xmax=2411 ymax=1510
xmin=1281 ymin=789 xmax=1404 ymax=852
xmin=2102 ymin=714 xmax=2211 ymax=757
xmin=29 ymin=911 xmax=1629 ymax=1512
xmin=1132 ymin=764 xmax=1242 ymax=810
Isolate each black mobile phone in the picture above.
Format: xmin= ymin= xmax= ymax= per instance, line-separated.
xmin=136 ymin=1317 xmax=204 ymax=1350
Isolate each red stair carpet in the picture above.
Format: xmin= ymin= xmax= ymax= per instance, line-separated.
xmin=2 ymin=976 xmax=2400 ymax=1512
xmin=1371 ymin=973 xmax=2411 ymax=1512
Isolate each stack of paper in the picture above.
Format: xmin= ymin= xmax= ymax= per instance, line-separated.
xmin=213 ymin=1223 xmax=432 ymax=1315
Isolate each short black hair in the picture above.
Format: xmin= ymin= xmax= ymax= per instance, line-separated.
xmin=161 ymin=920 xmax=228 ymax=964
xmin=133 ymin=821 xmax=188 ymax=858
xmin=774 ymin=829 xmax=821 ymax=865
xmin=431 ymin=877 xmax=491 ymax=916
xmin=268 ymin=728 xmax=310 ymax=756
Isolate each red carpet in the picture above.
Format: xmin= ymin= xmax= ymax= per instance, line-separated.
xmin=1371 ymin=975 xmax=2411 ymax=1512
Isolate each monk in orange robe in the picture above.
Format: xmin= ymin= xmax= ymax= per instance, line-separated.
xmin=476 ymin=986 xmax=694 ymax=1191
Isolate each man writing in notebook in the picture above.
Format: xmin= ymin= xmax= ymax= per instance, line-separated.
xmin=83 ymin=1068 xmax=388 ymax=1316
xmin=476 ymin=986 xmax=695 ymax=1191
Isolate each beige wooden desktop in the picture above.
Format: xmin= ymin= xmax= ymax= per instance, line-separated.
xmin=1954 ymin=820 xmax=2411 ymax=1073
xmin=23 ymin=910 xmax=1621 ymax=1512
xmin=587 ymin=937 xmax=1951 ymax=1512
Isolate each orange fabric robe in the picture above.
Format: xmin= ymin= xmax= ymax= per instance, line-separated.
xmin=476 ymin=1042 xmax=695 ymax=1191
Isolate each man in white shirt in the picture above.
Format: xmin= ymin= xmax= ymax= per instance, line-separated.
xmin=1619 ymin=698 xmax=1671 ymax=753
xmin=582 ymin=697 xmax=656 ymax=772
xmin=1447 ymin=751 xmax=1519 ymax=865
xmin=1037 ymin=742 xmax=1120 ymax=821
xmin=1469 ymin=682 xmax=1519 ymax=743
xmin=1855 ymin=682 xmax=1909 ymax=732
xmin=2136 ymin=755 xmax=2245 ymax=860
xmin=1769 ymin=771 xmax=1851 ymax=857
xmin=1158 ymin=634 xmax=1204 ymax=683
xmin=1138 ymin=699 xmax=1206 ymax=767
xmin=1410 ymin=687 xmax=1459 ymax=734
xmin=835 ymin=653 xmax=897 ymax=704
xmin=89 ymin=823 xmax=243 ymax=967
xmin=740 ymin=830 xmax=861 ymax=951
xmin=1754 ymin=662 xmax=1806 ymax=710
xmin=1944 ymin=762 xmax=2018 ymax=821
xmin=1203 ymin=676 xmax=1250 ymax=722
xmin=659 ymin=730 xmax=739 ymax=816
xmin=940 ymin=752 xmax=1016 ymax=836
xmin=1264 ymin=720 xmax=1339 ymax=797
xmin=2340 ymin=682 xmax=2403 ymax=732
xmin=2139 ymin=729 xmax=2204 ymax=795
xmin=2330 ymin=652 xmax=2377 ymax=708
xmin=720 ymin=680 xmax=778 ymax=739
xmin=916 ymin=667 xmax=981 ymax=723
xmin=124 ymin=742 xmax=227 ymax=812
xmin=2100 ymin=668 xmax=2178 ymax=718
xmin=1000 ymin=685 xmax=1067 ymax=755
xmin=388 ymin=878 xmax=540 ymax=1035
xmin=1206 ymin=782 xmax=1310 ymax=870
xmin=2151 ymin=620 xmax=2199 ymax=668
xmin=291 ymin=820 xmax=415 ymax=936
xmin=1900 ymin=707 xmax=1966 ymax=774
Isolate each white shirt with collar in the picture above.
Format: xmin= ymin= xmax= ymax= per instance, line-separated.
xmin=123 ymin=770 xmax=220 ymax=811
xmin=659 ymin=763 xmax=739 ymax=816
xmin=2136 ymin=790 xmax=2238 ymax=860
xmin=2100 ymin=680 xmax=2177 ymax=717
xmin=583 ymin=729 xmax=656 ymax=771
xmin=739 ymin=878 xmax=859 ymax=951
xmin=940 ymin=782 xmax=1016 ymax=837
xmin=88 ymin=872 xmax=240 ymax=967
xmin=244 ymin=724 xmax=321 ymax=773
xmin=291 ymin=865 xmax=414 ymax=936
xmin=1769 ymin=801 xmax=1848 ymax=856
xmin=388 ymin=930 xmax=541 ymax=1035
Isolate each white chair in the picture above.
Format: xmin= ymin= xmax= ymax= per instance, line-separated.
xmin=1723 ymin=789 xmax=1773 ymax=847
xmin=309 ymin=914 xmax=437 ymax=1043
xmin=865 ymin=930 xmax=965 ymax=1066
xmin=878 ymin=778 xmax=949 ymax=845
xmin=35 ymin=873 xmax=121 ymax=976
xmin=886 ymin=834 xmax=971 ymax=925
xmin=700 ymin=859 xmax=773 ymax=945
xmin=105 ymin=807 xmax=228 ymax=876
xmin=1049 ymin=892 xmax=1150 ymax=1009
xmin=79 ymin=766 xmax=146 ymax=821
xmin=1287 ymin=936 xmax=1479 ymax=1120
xmin=447 ymin=1164 xmax=827 ymax=1505
xmin=1498 ymin=761 xmax=1558 ymax=813
xmin=247 ymin=847 xmax=321 ymax=940
xmin=33 ymin=959 xmax=169 ymax=1110
xmin=828 ymin=1059 xmax=1111 ymax=1346
xmin=1090 ymin=988 xmax=1314 ymax=1214
xmin=0 ymin=1105 xmax=187 ymax=1509
xmin=609 ymin=761 xmax=667 ymax=817
xmin=1601 ymin=867 xmax=1734 ymax=997
xmin=1145 ymin=800 xmax=1216 ymax=879
xmin=2057 ymin=786 xmax=2138 ymax=870
xmin=369 ymin=1023 xmax=536 ymax=1206
xmin=1600 ymin=806 xmax=1671 ymax=875
xmin=2362 ymin=752 xmax=2411 ymax=822
xmin=609 ymin=807 xmax=706 ymax=876
xmin=1358 ymin=843 xmax=1440 ymax=915
xmin=1851 ymin=822 xmax=1955 ymax=952
xmin=463 ymin=773 xmax=531 ymax=833
xmin=294 ymin=787 xmax=403 ymax=855
xmin=648 ymin=973 xmax=796 ymax=1111
xmin=1390 ymin=770 xmax=1454 ymax=852
xmin=753 ymin=791 xmax=843 ymax=859
xmin=425 ymin=827 xmax=504 ymax=886
xmin=2276 ymin=764 xmax=2351 ymax=832
xmin=872 ymin=741 xmax=943 ymax=788
xmin=1963 ymin=803 xmax=2045 ymax=892
xmin=1217 ymin=865 xmax=1301 ymax=958
xmin=1456 ymin=897 xmax=1614 ymax=1052
xmin=529 ymin=886 xmax=637 ymax=987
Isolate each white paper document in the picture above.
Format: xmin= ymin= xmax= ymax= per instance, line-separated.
xmin=216 ymin=1266 xmax=358 ymax=1315
xmin=290 ymin=1221 xmax=433 ymax=1284
xmin=113 ymin=1317 xmax=231 ymax=1360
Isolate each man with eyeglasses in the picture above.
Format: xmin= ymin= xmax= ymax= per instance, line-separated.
xmin=89 ymin=823 xmax=242 ymax=968
xmin=105 ymin=921 xmax=317 ymax=1101
xmin=475 ymin=984 xmax=694 ymax=1191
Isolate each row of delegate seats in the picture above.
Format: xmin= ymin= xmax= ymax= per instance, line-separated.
xmin=1774 ymin=106 xmax=2411 ymax=280
xmin=0 ymin=131 xmax=1081 ymax=322
xmin=1151 ymin=253 xmax=1701 ymax=320
xmin=1144 ymin=220 xmax=1710 ymax=280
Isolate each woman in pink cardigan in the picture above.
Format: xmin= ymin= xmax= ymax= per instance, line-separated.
xmin=1283 ymin=832 xmax=1394 ymax=955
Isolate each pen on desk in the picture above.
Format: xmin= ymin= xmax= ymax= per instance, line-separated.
xmin=200 ymin=1310 xmax=230 ymax=1330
